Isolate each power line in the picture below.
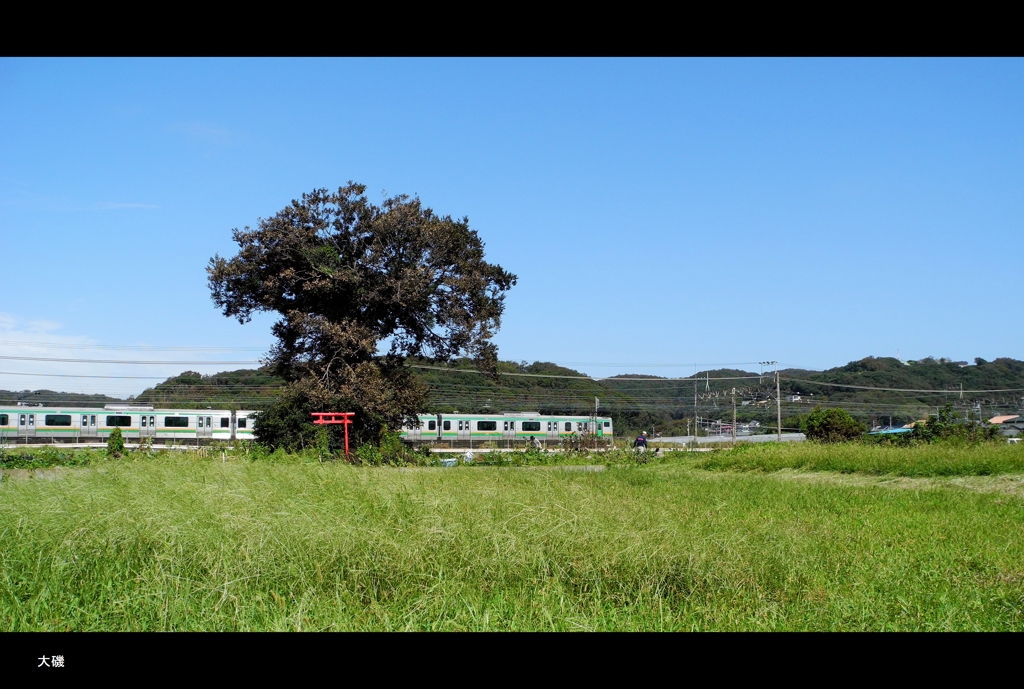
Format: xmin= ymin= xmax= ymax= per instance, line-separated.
xmin=0 ymin=371 xmax=169 ymax=379
xmin=0 ymin=340 xmax=268 ymax=351
xmin=544 ymin=360 xmax=770 ymax=364
xmin=782 ymin=377 xmax=1024 ymax=394
xmin=0 ymin=355 xmax=261 ymax=365
xmin=409 ymin=364 xmax=764 ymax=381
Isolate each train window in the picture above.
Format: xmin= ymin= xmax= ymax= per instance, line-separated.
xmin=90 ymin=416 xmax=96 ymax=426
xmin=82 ymin=415 xmax=89 ymax=426
xmin=165 ymin=417 xmax=189 ymax=427
xmin=522 ymin=422 xmax=540 ymax=432
xmin=106 ymin=416 xmax=132 ymax=427
xmin=28 ymin=415 xmax=35 ymax=426
xmin=221 ymin=418 xmax=230 ymax=428
xmin=428 ymin=420 xmax=436 ymax=430
xmin=443 ymin=420 xmax=451 ymax=431
xmin=604 ymin=421 xmax=610 ymax=427
xmin=20 ymin=415 xmax=26 ymax=426
xmin=503 ymin=421 xmax=508 ymax=431
xmin=564 ymin=422 xmax=571 ymax=432
xmin=477 ymin=421 xmax=496 ymax=431
xmin=238 ymin=418 xmax=247 ymax=429
xmin=0 ymin=414 xmax=7 ymax=425
xmin=141 ymin=416 xmax=147 ymax=428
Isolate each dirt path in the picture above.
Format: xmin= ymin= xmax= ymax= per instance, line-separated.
xmin=747 ymin=467 xmax=1024 ymax=497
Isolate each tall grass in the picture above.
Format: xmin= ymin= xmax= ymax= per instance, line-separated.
xmin=2 ymin=455 xmax=1023 ymax=630
xmin=697 ymin=441 xmax=1024 ymax=477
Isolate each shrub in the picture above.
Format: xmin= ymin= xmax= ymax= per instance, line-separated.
xmin=355 ymin=443 xmax=383 ymax=466
xmin=913 ymin=404 xmax=1002 ymax=444
xmin=315 ymin=426 xmax=331 ymax=463
xmin=352 ymin=427 xmax=418 ymax=466
xmin=804 ymin=407 xmax=865 ymax=443
xmin=107 ymin=427 xmax=125 ymax=458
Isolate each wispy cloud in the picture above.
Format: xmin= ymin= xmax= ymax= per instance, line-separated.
xmin=168 ymin=121 xmax=235 ymax=147
xmin=93 ymin=202 xmax=160 ymax=210
xmin=26 ymin=319 xmax=61 ymax=333
xmin=0 ymin=313 xmax=234 ymax=398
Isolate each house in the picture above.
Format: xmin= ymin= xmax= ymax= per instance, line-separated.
xmin=868 ymin=427 xmax=912 ymax=435
xmin=988 ymin=415 xmax=1024 ymax=437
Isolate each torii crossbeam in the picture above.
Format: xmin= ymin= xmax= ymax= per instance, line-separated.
xmin=311 ymin=412 xmax=354 ymax=460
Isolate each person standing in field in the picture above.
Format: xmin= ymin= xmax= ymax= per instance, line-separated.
xmin=634 ymin=431 xmax=648 ymax=453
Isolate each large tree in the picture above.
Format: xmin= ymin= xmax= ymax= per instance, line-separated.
xmin=208 ymin=183 xmax=516 ymax=450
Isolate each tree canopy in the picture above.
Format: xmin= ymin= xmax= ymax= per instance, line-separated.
xmin=207 ymin=183 xmax=516 ymax=449
xmin=803 ymin=407 xmax=865 ymax=443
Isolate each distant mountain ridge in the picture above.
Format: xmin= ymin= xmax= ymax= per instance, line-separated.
xmin=3 ymin=356 xmax=1022 ymax=436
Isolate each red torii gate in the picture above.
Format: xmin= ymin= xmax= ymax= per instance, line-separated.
xmin=311 ymin=412 xmax=354 ymax=460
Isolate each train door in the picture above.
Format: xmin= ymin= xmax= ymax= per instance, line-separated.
xmin=546 ymin=420 xmax=560 ymax=440
xmin=503 ymin=420 xmax=516 ymax=440
xmin=407 ymin=419 xmax=422 ymax=441
xmin=197 ymin=415 xmax=212 ymax=439
xmin=81 ymin=414 xmax=97 ymax=438
xmin=140 ymin=415 xmax=156 ymax=438
xmin=457 ymin=419 xmax=471 ymax=440
xmin=18 ymin=413 xmax=35 ymax=437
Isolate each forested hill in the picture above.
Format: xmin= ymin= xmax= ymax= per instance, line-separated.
xmin=414 ymin=356 xmax=1024 ymax=432
xmin=0 ymin=389 xmax=124 ymax=407
xmin=6 ymin=356 xmax=1023 ymax=435
xmin=776 ymin=356 xmax=1024 ymax=428
xmin=133 ymin=369 xmax=284 ymax=409
xmin=782 ymin=356 xmax=1024 ymax=394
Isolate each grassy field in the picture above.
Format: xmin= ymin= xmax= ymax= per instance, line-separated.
xmin=2 ymin=444 xmax=1024 ymax=630
xmin=696 ymin=441 xmax=1024 ymax=476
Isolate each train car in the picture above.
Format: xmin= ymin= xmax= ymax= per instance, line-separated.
xmin=0 ymin=404 xmax=258 ymax=444
xmin=400 ymin=412 xmax=613 ymax=443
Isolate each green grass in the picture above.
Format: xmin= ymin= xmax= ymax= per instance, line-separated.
xmin=697 ymin=441 xmax=1024 ymax=476
xmin=2 ymin=448 xmax=1024 ymax=630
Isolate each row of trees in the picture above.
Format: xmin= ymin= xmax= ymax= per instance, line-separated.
xmin=800 ymin=405 xmax=1003 ymax=444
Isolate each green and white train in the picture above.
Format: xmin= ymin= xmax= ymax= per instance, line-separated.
xmin=0 ymin=405 xmax=613 ymax=446
xmin=0 ymin=404 xmax=257 ymax=444
xmin=400 ymin=412 xmax=613 ymax=443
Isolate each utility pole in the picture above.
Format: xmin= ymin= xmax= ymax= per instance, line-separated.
xmin=693 ymin=364 xmax=698 ymax=451
xmin=776 ymin=363 xmax=781 ymax=442
xmin=763 ymin=361 xmax=780 ymax=441
xmin=731 ymin=387 xmax=737 ymax=446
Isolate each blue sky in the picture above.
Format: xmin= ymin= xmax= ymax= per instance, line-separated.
xmin=1 ymin=58 xmax=1022 ymax=396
